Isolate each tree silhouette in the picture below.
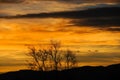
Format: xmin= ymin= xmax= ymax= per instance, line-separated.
xmin=27 ymin=46 xmax=42 ymax=71
xmin=26 ymin=46 xmax=50 ymax=71
xmin=64 ymin=50 xmax=77 ymax=69
xmin=37 ymin=49 xmax=49 ymax=71
xmin=48 ymin=40 xmax=62 ymax=70
xmin=26 ymin=40 xmax=77 ymax=71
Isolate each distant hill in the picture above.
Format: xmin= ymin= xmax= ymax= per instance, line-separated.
xmin=0 ymin=63 xmax=120 ymax=80
xmin=4 ymin=7 xmax=120 ymax=19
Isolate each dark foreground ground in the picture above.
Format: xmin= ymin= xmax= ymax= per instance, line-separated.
xmin=0 ymin=63 xmax=120 ymax=80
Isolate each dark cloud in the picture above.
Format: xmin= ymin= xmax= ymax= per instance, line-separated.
xmin=58 ymin=0 xmax=120 ymax=3
xmin=5 ymin=7 xmax=120 ymax=18
xmin=70 ymin=17 xmax=120 ymax=32
xmin=71 ymin=17 xmax=120 ymax=27
xmin=0 ymin=0 xmax=120 ymax=4
xmin=1 ymin=6 xmax=120 ymax=31
xmin=0 ymin=0 xmax=24 ymax=3
xmin=74 ymin=3 xmax=120 ymax=10
xmin=106 ymin=27 xmax=120 ymax=32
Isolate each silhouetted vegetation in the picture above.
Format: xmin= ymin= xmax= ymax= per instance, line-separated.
xmin=0 ymin=41 xmax=120 ymax=80
xmin=26 ymin=40 xmax=77 ymax=71
xmin=0 ymin=63 xmax=120 ymax=80
xmin=64 ymin=50 xmax=77 ymax=69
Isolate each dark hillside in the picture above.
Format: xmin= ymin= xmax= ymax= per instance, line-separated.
xmin=0 ymin=63 xmax=120 ymax=80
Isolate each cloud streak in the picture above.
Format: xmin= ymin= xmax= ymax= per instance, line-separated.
xmin=0 ymin=0 xmax=120 ymax=4
xmin=3 ymin=6 xmax=120 ymax=32
xmin=71 ymin=17 xmax=120 ymax=25
xmin=6 ymin=7 xmax=120 ymax=18
xmin=0 ymin=0 xmax=24 ymax=3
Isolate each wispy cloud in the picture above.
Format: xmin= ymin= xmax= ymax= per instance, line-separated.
xmin=1 ymin=0 xmax=119 ymax=4
xmin=4 ymin=6 xmax=120 ymax=18
xmin=3 ymin=6 xmax=120 ymax=32
xmin=0 ymin=0 xmax=24 ymax=3
xmin=58 ymin=0 xmax=120 ymax=4
xmin=0 ymin=0 xmax=119 ymax=16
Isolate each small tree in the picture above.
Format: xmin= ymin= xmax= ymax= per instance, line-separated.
xmin=48 ymin=40 xmax=62 ymax=70
xmin=64 ymin=50 xmax=77 ymax=69
xmin=37 ymin=49 xmax=49 ymax=71
xmin=27 ymin=46 xmax=42 ymax=71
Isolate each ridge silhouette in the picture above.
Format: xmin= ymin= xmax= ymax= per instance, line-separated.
xmin=0 ymin=63 xmax=120 ymax=80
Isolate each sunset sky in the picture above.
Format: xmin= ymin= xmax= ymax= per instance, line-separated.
xmin=0 ymin=0 xmax=120 ymax=73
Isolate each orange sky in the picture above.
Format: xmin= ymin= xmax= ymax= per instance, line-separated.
xmin=0 ymin=1 xmax=120 ymax=73
xmin=0 ymin=18 xmax=120 ymax=73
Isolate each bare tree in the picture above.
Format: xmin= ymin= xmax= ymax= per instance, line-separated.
xmin=26 ymin=46 xmax=50 ymax=71
xmin=26 ymin=40 xmax=77 ymax=71
xmin=37 ymin=49 xmax=49 ymax=71
xmin=48 ymin=40 xmax=62 ymax=70
xmin=27 ymin=46 xmax=42 ymax=71
xmin=26 ymin=41 xmax=63 ymax=71
xmin=64 ymin=50 xmax=77 ymax=69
